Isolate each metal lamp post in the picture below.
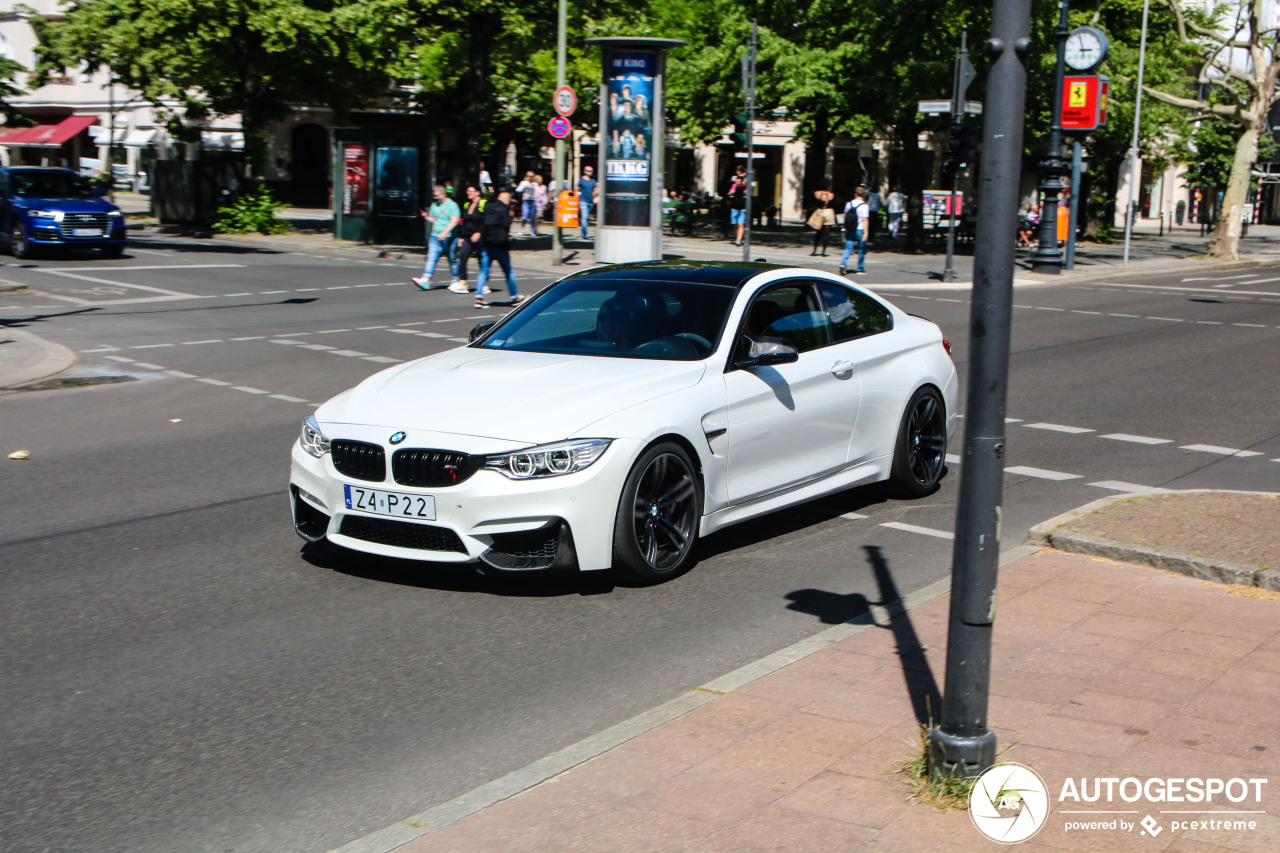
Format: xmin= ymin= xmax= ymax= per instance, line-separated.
xmin=1029 ymin=0 xmax=1071 ymax=275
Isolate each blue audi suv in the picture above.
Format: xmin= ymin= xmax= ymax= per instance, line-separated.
xmin=0 ymin=166 xmax=127 ymax=259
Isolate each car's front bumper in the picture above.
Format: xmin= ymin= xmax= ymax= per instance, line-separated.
xmin=289 ymin=436 xmax=638 ymax=572
xmin=26 ymin=218 xmax=126 ymax=245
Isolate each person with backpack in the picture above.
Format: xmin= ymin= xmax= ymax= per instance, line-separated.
xmin=475 ymin=190 xmax=523 ymax=308
xmin=840 ymin=188 xmax=870 ymax=276
xmin=450 ymin=185 xmax=488 ymax=294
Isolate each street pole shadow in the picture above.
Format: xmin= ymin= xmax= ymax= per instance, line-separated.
xmin=784 ymin=544 xmax=940 ymax=725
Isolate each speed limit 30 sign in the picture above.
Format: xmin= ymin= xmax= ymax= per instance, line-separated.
xmin=554 ymin=85 xmax=577 ymax=117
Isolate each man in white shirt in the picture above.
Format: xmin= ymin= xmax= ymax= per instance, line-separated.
xmin=840 ymin=188 xmax=870 ymax=275
xmin=886 ymin=189 xmax=906 ymax=239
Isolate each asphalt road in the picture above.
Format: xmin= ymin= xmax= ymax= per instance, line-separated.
xmin=2 ymin=236 xmax=1278 ymax=853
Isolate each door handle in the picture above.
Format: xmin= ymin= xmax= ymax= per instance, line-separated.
xmin=830 ymin=360 xmax=854 ymax=376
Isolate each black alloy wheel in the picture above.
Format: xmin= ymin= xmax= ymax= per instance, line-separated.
xmin=889 ymin=387 xmax=947 ymax=498
xmin=612 ymin=442 xmax=701 ymax=584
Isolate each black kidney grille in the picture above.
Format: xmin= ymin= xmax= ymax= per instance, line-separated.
xmin=331 ymin=440 xmax=386 ymax=482
xmin=392 ymin=448 xmax=477 ymax=487
xmin=339 ymin=515 xmax=466 ymax=553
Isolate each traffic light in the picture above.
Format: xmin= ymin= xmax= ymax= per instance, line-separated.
xmin=733 ymin=112 xmax=751 ymax=146
xmin=942 ymin=121 xmax=977 ymax=181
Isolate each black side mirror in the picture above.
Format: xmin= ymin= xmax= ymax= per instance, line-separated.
xmin=734 ymin=335 xmax=798 ymax=369
xmin=468 ymin=320 xmax=497 ymax=342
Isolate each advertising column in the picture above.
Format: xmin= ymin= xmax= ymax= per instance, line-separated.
xmin=587 ymin=37 xmax=685 ymax=264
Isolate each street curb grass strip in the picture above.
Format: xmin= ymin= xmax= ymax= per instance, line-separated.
xmin=1028 ymin=489 xmax=1280 ymax=593
xmin=328 ymin=544 xmax=1042 ymax=853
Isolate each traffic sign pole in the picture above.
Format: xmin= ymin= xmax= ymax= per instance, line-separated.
xmin=552 ymin=0 xmax=567 ymax=265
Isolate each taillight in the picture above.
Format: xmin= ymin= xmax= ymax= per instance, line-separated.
xmin=942 ymin=335 xmax=953 ymax=357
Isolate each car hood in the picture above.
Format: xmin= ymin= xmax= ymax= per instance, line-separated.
xmin=318 ymin=347 xmax=707 ymax=444
xmin=16 ymin=196 xmax=120 ymax=213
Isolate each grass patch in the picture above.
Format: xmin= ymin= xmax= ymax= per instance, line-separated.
xmin=24 ymin=375 xmax=135 ymax=391
xmin=896 ymin=723 xmax=975 ymax=811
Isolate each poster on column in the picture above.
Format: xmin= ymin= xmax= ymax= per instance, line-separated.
xmin=603 ymin=51 xmax=656 ymax=227
xmin=375 ymin=146 xmax=419 ymax=217
xmin=343 ymin=144 xmax=369 ymax=216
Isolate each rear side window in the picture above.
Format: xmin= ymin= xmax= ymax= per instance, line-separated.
xmin=818 ymin=282 xmax=893 ymax=342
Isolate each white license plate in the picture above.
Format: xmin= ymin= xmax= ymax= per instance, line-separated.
xmin=71 ymin=228 xmax=102 ymax=237
xmin=343 ymin=484 xmax=436 ymax=520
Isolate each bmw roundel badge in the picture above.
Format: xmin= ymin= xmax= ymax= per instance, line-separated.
xmin=389 ymin=431 xmax=407 ymax=445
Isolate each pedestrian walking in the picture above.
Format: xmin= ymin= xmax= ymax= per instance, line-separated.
xmin=840 ymin=188 xmax=870 ymax=276
xmin=865 ymin=186 xmax=883 ymax=240
xmin=727 ymin=164 xmax=748 ymax=246
xmin=451 ymin=184 xmax=488 ymax=294
xmin=475 ymin=190 xmax=522 ymax=308
xmin=534 ymin=175 xmax=548 ymax=224
xmin=578 ymin=165 xmax=597 ymax=239
xmin=412 ymin=184 xmax=462 ymax=291
xmin=809 ymin=188 xmax=836 ymax=256
xmin=478 ymin=160 xmax=493 ymax=193
xmin=516 ymin=172 xmax=539 ymax=236
xmin=886 ymin=188 xmax=906 ymax=239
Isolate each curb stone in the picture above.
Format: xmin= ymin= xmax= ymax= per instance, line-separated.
xmin=1026 ymin=489 xmax=1280 ymax=593
xmin=0 ymin=327 xmax=78 ymax=391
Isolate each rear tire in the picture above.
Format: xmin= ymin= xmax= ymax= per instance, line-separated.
xmin=888 ymin=386 xmax=947 ymax=498
xmin=611 ymin=442 xmax=701 ymax=585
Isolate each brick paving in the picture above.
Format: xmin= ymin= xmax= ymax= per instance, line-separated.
xmin=372 ymin=493 xmax=1280 ymax=853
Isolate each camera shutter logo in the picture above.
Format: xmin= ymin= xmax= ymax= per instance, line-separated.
xmin=970 ymin=762 xmax=1050 ymax=844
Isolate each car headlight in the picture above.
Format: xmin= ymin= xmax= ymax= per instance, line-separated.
xmin=485 ymin=439 xmax=611 ymax=479
xmin=107 ymin=210 xmax=123 ymax=217
xmin=299 ymin=415 xmax=330 ymax=458
xmin=31 ymin=210 xmax=64 ymax=221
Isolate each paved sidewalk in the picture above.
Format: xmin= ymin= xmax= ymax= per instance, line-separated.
xmin=335 ymin=490 xmax=1279 ymax=853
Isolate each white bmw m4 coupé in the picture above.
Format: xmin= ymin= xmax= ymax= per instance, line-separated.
xmin=291 ymin=261 xmax=957 ymax=584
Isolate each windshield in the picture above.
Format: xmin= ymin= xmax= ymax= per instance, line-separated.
xmin=12 ymin=171 xmax=97 ymax=199
xmin=478 ymin=276 xmax=736 ymax=360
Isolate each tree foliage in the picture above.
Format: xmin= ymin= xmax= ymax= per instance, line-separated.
xmin=27 ymin=0 xmax=397 ymax=174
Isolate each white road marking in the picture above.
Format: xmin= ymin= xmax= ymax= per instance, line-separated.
xmin=103 ymin=355 xmax=134 ymax=362
xmin=358 ymin=325 xmax=389 ymax=330
xmin=1024 ymin=423 xmax=1094 ymax=434
xmin=839 ymin=512 xmax=868 ymax=520
xmin=275 ymin=332 xmax=311 ymax=337
xmin=328 ymin=349 xmax=369 ymax=357
xmin=1005 ymin=418 xmax=1022 ymax=423
xmin=166 ymin=370 xmax=196 ymax=378
xmin=1100 ymin=433 xmax=1172 ymax=445
xmin=35 ymin=269 xmax=195 ymax=299
xmin=363 ymin=356 xmax=403 ymax=364
xmin=945 ymin=454 xmax=961 ymax=464
xmin=1035 ymin=306 xmax=1065 ymax=311
xmin=270 ymin=394 xmax=309 ymax=403
xmin=432 ymin=318 xmax=464 ymax=323
xmin=398 ymin=321 xmax=427 ymax=326
xmin=880 ymin=521 xmax=954 ymax=540
xmin=1240 ymin=276 xmax=1280 ymax=284
xmin=386 ymin=328 xmax=420 ymax=334
xmin=316 ymin=329 xmax=351 ymax=334
xmin=132 ymin=362 xmax=165 ymax=370
xmin=198 ymin=378 xmax=231 ymax=386
xmin=223 ymin=292 xmax=253 ymax=297
xmin=446 ymin=337 xmax=470 ymax=343
xmin=1100 ymin=282 xmax=1280 ymax=297
xmin=45 ymin=264 xmax=245 ymax=272
xmin=130 ymin=343 xmax=173 ymax=349
xmin=261 ymin=290 xmax=288 ymax=294
xmin=327 ymin=286 xmax=351 ymax=290
xmin=1146 ymin=316 xmax=1183 ymax=322
xmin=270 ymin=339 xmax=303 ymax=345
xmin=182 ymin=339 xmax=223 ymax=345
xmin=417 ymin=332 xmax=450 ymax=338
xmin=1004 ymin=465 xmax=1082 ymax=480
xmin=230 ymin=336 xmax=265 ymax=341
xmin=1233 ymin=323 xmax=1268 ymax=328
xmin=1195 ymin=321 xmax=1223 ymax=325
xmin=1110 ymin=313 xmax=1139 ymax=318
xmin=1179 ymin=444 xmax=1263 ymax=457
xmin=295 ymin=288 xmax=321 ymax=292
xmin=298 ymin=344 xmax=335 ymax=351
xmin=1071 ymin=310 xmax=1101 ymax=315
xmin=1182 ymin=273 xmax=1256 ymax=282
xmin=1087 ymin=481 xmax=1170 ymax=494
xmin=231 ymin=385 xmax=269 ymax=394
xmin=356 ymin=284 xmax=381 ymax=288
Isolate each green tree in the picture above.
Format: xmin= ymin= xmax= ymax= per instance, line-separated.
xmin=0 ymin=55 xmax=25 ymax=124
xmin=27 ymin=0 xmax=396 ymax=175
xmin=1143 ymin=0 xmax=1280 ymax=258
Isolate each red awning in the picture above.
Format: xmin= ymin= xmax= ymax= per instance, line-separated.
xmin=0 ymin=115 xmax=99 ymax=148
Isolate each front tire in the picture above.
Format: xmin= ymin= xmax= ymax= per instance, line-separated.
xmin=888 ymin=386 xmax=947 ymax=498
xmin=611 ymin=442 xmax=701 ymax=584
xmin=101 ymin=244 xmax=125 ymax=259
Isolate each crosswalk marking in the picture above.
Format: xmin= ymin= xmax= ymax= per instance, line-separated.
xmin=1180 ymin=444 xmax=1263 ymax=457
xmin=1025 ymin=423 xmax=1094 ymax=434
xmin=880 ymin=521 xmax=954 ymax=540
xmin=1100 ymin=433 xmax=1172 ymax=445
xmin=1004 ymin=465 xmax=1082 ymax=481
xmin=1087 ymin=481 xmax=1170 ymax=494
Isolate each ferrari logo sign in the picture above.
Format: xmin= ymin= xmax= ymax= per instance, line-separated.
xmin=1061 ymin=75 xmax=1109 ymax=132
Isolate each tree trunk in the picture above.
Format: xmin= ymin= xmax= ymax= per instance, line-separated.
xmin=1207 ymin=123 xmax=1260 ymax=260
xmin=896 ymin=116 xmax=926 ymax=252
